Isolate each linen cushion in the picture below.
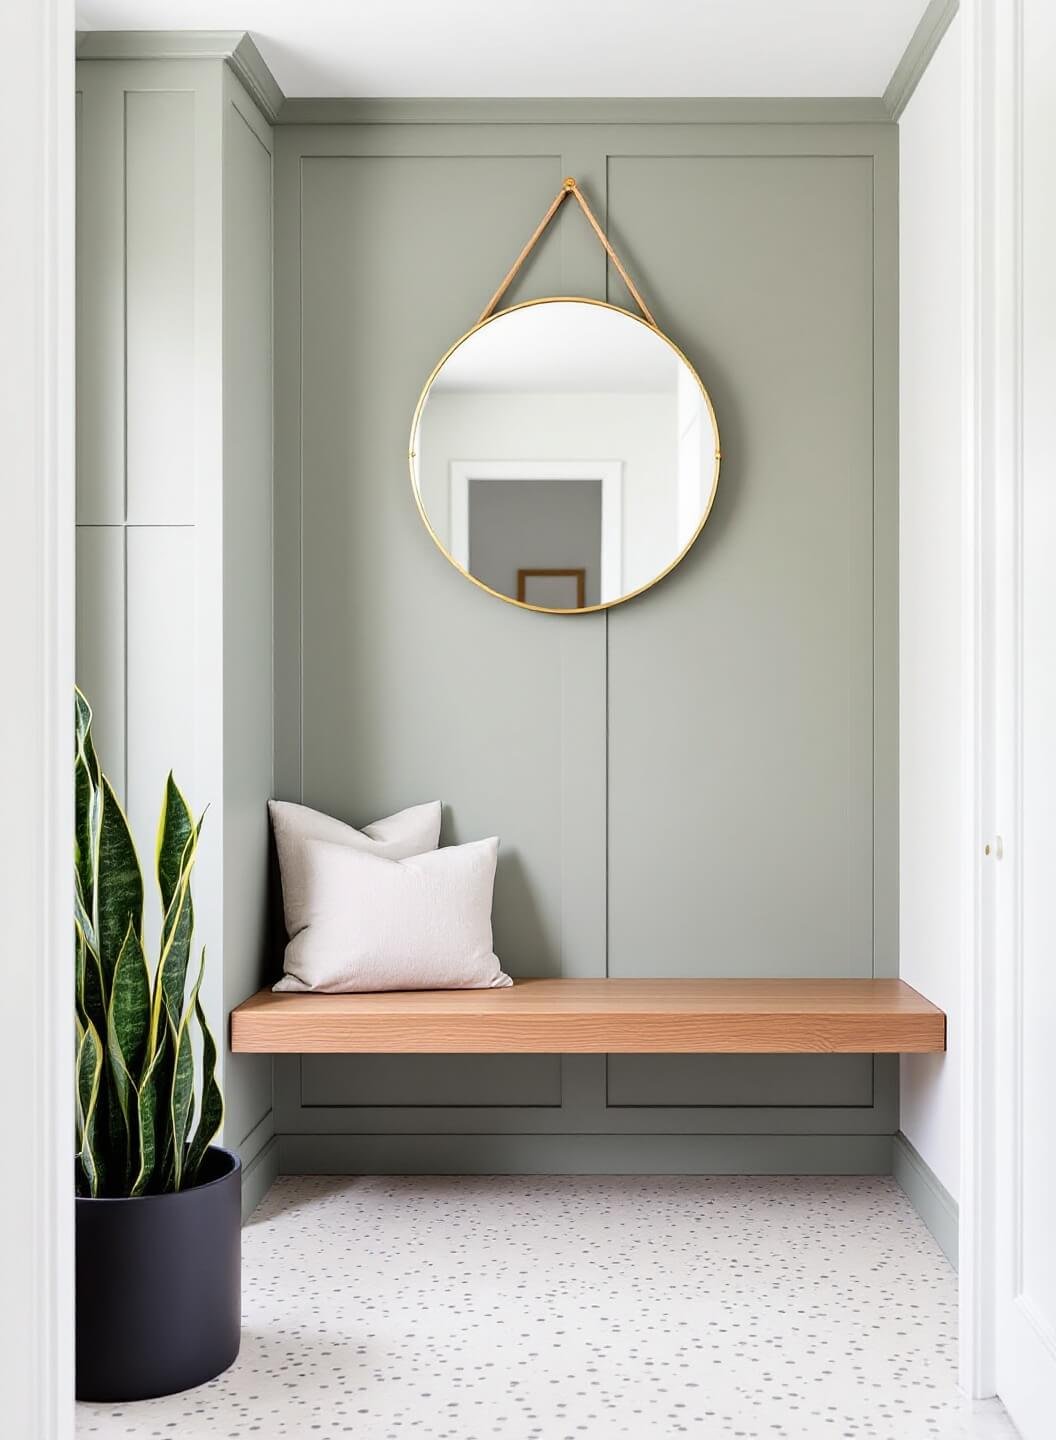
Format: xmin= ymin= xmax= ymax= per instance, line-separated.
xmin=269 ymin=798 xmax=441 ymax=941
xmin=273 ymin=834 xmax=512 ymax=993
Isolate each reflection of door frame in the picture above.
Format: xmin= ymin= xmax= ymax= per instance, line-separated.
xmin=449 ymin=459 xmax=623 ymax=601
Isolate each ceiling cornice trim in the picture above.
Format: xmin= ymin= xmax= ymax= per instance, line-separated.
xmin=273 ymin=96 xmax=892 ymax=127
xmin=228 ymin=34 xmax=285 ymax=125
xmin=883 ymin=0 xmax=960 ymax=120
xmin=73 ymin=34 xmax=910 ymax=128
xmin=75 ymin=30 xmax=284 ymax=124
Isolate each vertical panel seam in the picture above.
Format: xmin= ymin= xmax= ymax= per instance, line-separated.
xmin=121 ymin=87 xmax=129 ymax=529
xmin=871 ymin=151 xmax=878 ymax=984
xmin=297 ymin=151 xmax=305 ymax=803
xmin=122 ymin=87 xmax=130 ymax=801
xmin=604 ymin=149 xmax=611 ymax=1112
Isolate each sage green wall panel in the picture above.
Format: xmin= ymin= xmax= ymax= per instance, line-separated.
xmin=294 ymin=152 xmax=590 ymax=1107
xmin=74 ymin=525 xmax=126 ymax=786
xmin=75 ymin=76 xmax=125 ymax=524
xmin=274 ymin=115 xmax=897 ymax=1160
xmin=297 ymin=153 xmax=588 ymax=974
xmin=605 ymin=153 xmax=882 ymax=1110
xmin=125 ymin=525 xmax=197 ymax=962
xmin=606 ymin=1054 xmax=873 ymax=1108
xmin=607 ymin=154 xmax=875 ymax=983
xmin=301 ymin=1055 xmax=563 ymax=1109
xmin=276 ymin=1059 xmax=894 ymax=1135
xmin=124 ymin=91 xmax=196 ymax=525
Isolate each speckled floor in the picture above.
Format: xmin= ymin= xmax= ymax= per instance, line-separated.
xmin=77 ymin=1175 xmax=1019 ymax=1440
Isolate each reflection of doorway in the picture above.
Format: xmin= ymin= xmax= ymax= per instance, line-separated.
xmin=468 ymin=478 xmax=600 ymax=606
xmin=449 ymin=460 xmax=622 ymax=603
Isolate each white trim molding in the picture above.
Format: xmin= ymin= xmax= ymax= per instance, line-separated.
xmin=0 ymin=0 xmax=76 ymax=1434
xmin=958 ymin=0 xmax=1023 ymax=1404
xmin=449 ymin=459 xmax=623 ymax=604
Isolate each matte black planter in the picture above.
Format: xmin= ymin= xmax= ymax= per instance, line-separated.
xmin=76 ymin=1146 xmax=241 ymax=1401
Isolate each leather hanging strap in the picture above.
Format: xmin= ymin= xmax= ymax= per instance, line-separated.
xmin=478 ymin=177 xmax=657 ymax=327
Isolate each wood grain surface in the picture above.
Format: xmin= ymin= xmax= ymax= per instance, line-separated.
xmin=230 ymin=978 xmax=945 ymax=1055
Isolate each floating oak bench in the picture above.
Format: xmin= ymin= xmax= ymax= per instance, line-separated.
xmin=230 ymin=978 xmax=945 ymax=1055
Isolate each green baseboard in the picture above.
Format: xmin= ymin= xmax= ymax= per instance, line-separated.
xmin=278 ymin=1132 xmax=893 ymax=1176
xmin=892 ymin=1131 xmax=958 ymax=1268
xmin=241 ymin=1135 xmax=279 ymax=1223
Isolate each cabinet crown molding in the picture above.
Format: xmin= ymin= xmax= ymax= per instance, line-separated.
xmin=75 ymin=30 xmax=284 ymax=124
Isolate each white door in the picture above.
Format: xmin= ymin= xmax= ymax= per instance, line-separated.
xmin=992 ymin=2 xmax=1056 ymax=1433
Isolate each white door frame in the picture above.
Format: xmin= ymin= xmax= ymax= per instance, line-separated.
xmin=449 ymin=459 xmax=623 ymax=601
xmin=965 ymin=0 xmax=1056 ymax=1427
xmin=0 ymin=0 xmax=76 ymax=1435
xmin=958 ymin=0 xmax=1024 ymax=1404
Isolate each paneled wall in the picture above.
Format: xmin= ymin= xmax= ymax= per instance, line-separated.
xmin=75 ymin=55 xmax=276 ymax=1210
xmin=273 ymin=106 xmax=898 ymax=1173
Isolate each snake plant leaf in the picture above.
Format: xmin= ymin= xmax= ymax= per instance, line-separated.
xmin=76 ymin=1022 xmax=104 ymax=1198
xmin=74 ymin=873 xmax=97 ymax=954
xmin=74 ymin=686 xmax=99 ymax=775
xmin=74 ymin=689 xmax=101 ymax=923
xmin=131 ymin=1043 xmax=166 ymax=1197
xmin=107 ymin=921 xmax=151 ymax=1088
xmin=74 ymin=692 xmax=221 ymax=1199
xmin=75 ymin=921 xmax=86 ymax=1021
xmin=148 ymin=1020 xmax=176 ymax=1192
xmin=102 ymin=1067 xmax=131 ymax=1193
xmin=170 ymin=967 xmax=202 ymax=1192
xmin=74 ymin=752 xmax=100 ymax=920
xmin=105 ymin=923 xmax=152 ymax=1191
xmin=155 ymin=825 xmax=202 ymax=1040
xmin=74 ymin=1013 xmax=86 ymax=1154
xmin=75 ymin=915 xmax=108 ymax=1044
xmin=74 ymin=761 xmax=100 ymax=919
xmin=95 ymin=776 xmax=144 ymax=991
xmin=185 ymin=947 xmax=224 ymax=1184
xmin=156 ymin=773 xmax=194 ymax=919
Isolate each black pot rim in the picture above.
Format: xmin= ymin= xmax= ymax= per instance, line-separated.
xmin=75 ymin=1145 xmax=241 ymax=1207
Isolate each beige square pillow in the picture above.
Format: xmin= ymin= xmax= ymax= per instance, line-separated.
xmin=273 ymin=835 xmax=511 ymax=993
xmin=269 ymin=798 xmax=441 ymax=941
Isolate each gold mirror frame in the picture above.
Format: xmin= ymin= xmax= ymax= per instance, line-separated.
xmin=408 ymin=296 xmax=721 ymax=616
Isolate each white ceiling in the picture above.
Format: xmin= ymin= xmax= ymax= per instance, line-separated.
xmin=75 ymin=0 xmax=928 ymax=100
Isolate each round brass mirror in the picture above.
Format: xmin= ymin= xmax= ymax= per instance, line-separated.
xmin=409 ymin=298 xmax=720 ymax=614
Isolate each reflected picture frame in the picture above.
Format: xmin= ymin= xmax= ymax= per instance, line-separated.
xmin=517 ymin=568 xmax=587 ymax=609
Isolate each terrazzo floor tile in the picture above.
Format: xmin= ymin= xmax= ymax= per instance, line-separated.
xmin=76 ymin=1175 xmax=1020 ymax=1440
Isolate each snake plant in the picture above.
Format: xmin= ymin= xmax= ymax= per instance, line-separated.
xmin=74 ymin=688 xmax=223 ymax=1197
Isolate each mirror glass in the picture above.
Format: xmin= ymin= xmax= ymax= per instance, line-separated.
xmin=410 ymin=299 xmax=719 ymax=613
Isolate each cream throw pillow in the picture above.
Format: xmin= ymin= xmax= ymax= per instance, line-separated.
xmin=269 ymin=798 xmax=442 ymax=942
xmin=273 ymin=835 xmax=512 ymax=993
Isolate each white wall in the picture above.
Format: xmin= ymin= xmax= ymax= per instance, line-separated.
xmin=898 ymin=11 xmax=962 ymax=1200
xmin=419 ymin=391 xmax=677 ymax=593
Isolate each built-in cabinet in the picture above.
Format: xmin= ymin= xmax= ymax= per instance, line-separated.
xmin=75 ymin=48 xmax=276 ymax=1212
